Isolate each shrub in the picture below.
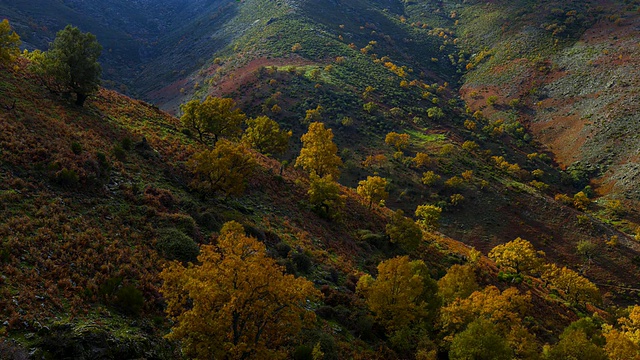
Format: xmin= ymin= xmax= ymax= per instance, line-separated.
xmin=293 ymin=345 xmax=313 ymax=360
xmin=55 ymin=168 xmax=79 ymax=188
xmin=71 ymin=142 xmax=82 ymax=155
xmin=114 ymin=285 xmax=144 ymax=316
xmin=112 ymin=144 xmax=126 ymax=161
xmin=156 ymin=228 xmax=199 ymax=263
xmin=292 ymin=251 xmax=312 ymax=273
xmin=121 ymin=137 xmax=133 ymax=151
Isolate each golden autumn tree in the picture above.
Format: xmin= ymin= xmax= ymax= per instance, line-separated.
xmin=439 ymin=286 xmax=538 ymax=358
xmin=160 ymin=221 xmax=320 ymax=360
xmin=603 ymin=307 xmax=640 ymax=360
xmin=187 ymin=140 xmax=255 ymax=196
xmin=0 ymin=19 xmax=20 ymax=66
xmin=295 ymin=122 xmax=343 ymax=179
xmin=241 ymin=115 xmax=292 ymax=156
xmin=180 ymin=96 xmax=246 ymax=143
xmin=304 ymin=105 xmax=323 ymax=124
xmin=547 ymin=327 xmax=608 ymax=360
xmin=542 ymin=264 xmax=601 ymax=305
xmin=356 ymin=256 xmax=438 ymax=333
xmin=384 ymin=132 xmax=410 ymax=151
xmin=439 ymin=286 xmax=531 ymax=337
xmin=415 ymin=204 xmax=442 ymax=230
xmin=357 ymin=176 xmax=388 ymax=208
xmin=488 ymin=238 xmax=545 ymax=275
xmin=437 ymin=264 xmax=479 ymax=305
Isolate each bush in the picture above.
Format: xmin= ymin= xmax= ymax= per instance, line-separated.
xmin=55 ymin=168 xmax=79 ymax=188
xmin=71 ymin=142 xmax=83 ymax=155
xmin=114 ymin=285 xmax=144 ymax=316
xmin=275 ymin=242 xmax=292 ymax=258
xmin=113 ymin=145 xmax=126 ymax=161
xmin=293 ymin=345 xmax=313 ymax=360
xmin=121 ymin=137 xmax=133 ymax=151
xmin=292 ymin=251 xmax=312 ymax=273
xmin=156 ymin=228 xmax=199 ymax=263
xmin=197 ymin=211 xmax=222 ymax=232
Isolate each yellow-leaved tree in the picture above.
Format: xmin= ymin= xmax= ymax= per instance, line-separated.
xmin=160 ymin=221 xmax=320 ymax=360
xmin=386 ymin=209 xmax=423 ymax=252
xmin=439 ymin=286 xmax=539 ymax=358
xmin=488 ymin=237 xmax=544 ymax=275
xmin=0 ymin=19 xmax=20 ymax=66
xmin=437 ymin=264 xmax=479 ymax=305
xmin=295 ymin=122 xmax=343 ymax=179
xmin=603 ymin=305 xmax=640 ymax=359
xmin=241 ymin=115 xmax=292 ymax=156
xmin=180 ymin=96 xmax=246 ymax=143
xmin=356 ymin=256 xmax=438 ymax=333
xmin=384 ymin=132 xmax=410 ymax=151
xmin=307 ymin=174 xmax=345 ymax=220
xmin=356 ymin=175 xmax=388 ymax=209
xmin=542 ymin=264 xmax=601 ymax=305
xmin=187 ymin=140 xmax=255 ymax=196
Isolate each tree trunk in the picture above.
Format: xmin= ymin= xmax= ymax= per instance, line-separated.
xmin=76 ymin=93 xmax=87 ymax=107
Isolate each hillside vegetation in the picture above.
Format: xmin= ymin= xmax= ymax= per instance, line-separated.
xmin=3 ymin=0 xmax=640 ymax=358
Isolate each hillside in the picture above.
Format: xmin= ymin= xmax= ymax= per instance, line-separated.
xmin=3 ymin=0 xmax=640 ymax=358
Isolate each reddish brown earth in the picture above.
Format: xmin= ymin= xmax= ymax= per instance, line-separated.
xmin=147 ymin=56 xmax=316 ymax=114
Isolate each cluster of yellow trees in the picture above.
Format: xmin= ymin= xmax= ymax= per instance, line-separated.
xmin=181 ymin=97 xmax=291 ymax=196
xmin=159 ymin=219 xmax=636 ymax=359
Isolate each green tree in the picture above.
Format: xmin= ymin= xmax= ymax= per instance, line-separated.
xmin=160 ymin=221 xmax=320 ymax=359
xmin=357 ymin=176 xmax=388 ymax=209
xmin=187 ymin=140 xmax=255 ymax=196
xmin=40 ymin=25 xmax=102 ymax=106
xmin=242 ymin=116 xmax=292 ymax=156
xmin=295 ymin=122 xmax=343 ymax=178
xmin=307 ymin=174 xmax=345 ymax=220
xmin=386 ymin=209 xmax=423 ymax=252
xmin=0 ymin=19 xmax=20 ymax=66
xmin=180 ymin=96 xmax=246 ymax=143
xmin=449 ymin=319 xmax=513 ymax=360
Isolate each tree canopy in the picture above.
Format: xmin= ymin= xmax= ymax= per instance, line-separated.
xmin=488 ymin=237 xmax=544 ymax=275
xmin=0 ymin=19 xmax=20 ymax=66
xmin=187 ymin=140 xmax=255 ymax=196
xmin=357 ymin=176 xmax=388 ymax=209
xmin=242 ymin=116 xmax=291 ymax=156
xmin=160 ymin=221 xmax=320 ymax=359
xmin=295 ymin=122 xmax=343 ymax=179
xmin=181 ymin=96 xmax=246 ymax=143
xmin=40 ymin=25 xmax=102 ymax=106
xmin=386 ymin=209 xmax=423 ymax=252
xmin=357 ymin=256 xmax=438 ymax=333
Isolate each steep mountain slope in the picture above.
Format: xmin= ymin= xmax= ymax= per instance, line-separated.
xmin=3 ymin=0 xmax=640 ymax=357
xmin=458 ymin=0 xmax=640 ymax=202
xmin=141 ymin=0 xmax=640 ymax=302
